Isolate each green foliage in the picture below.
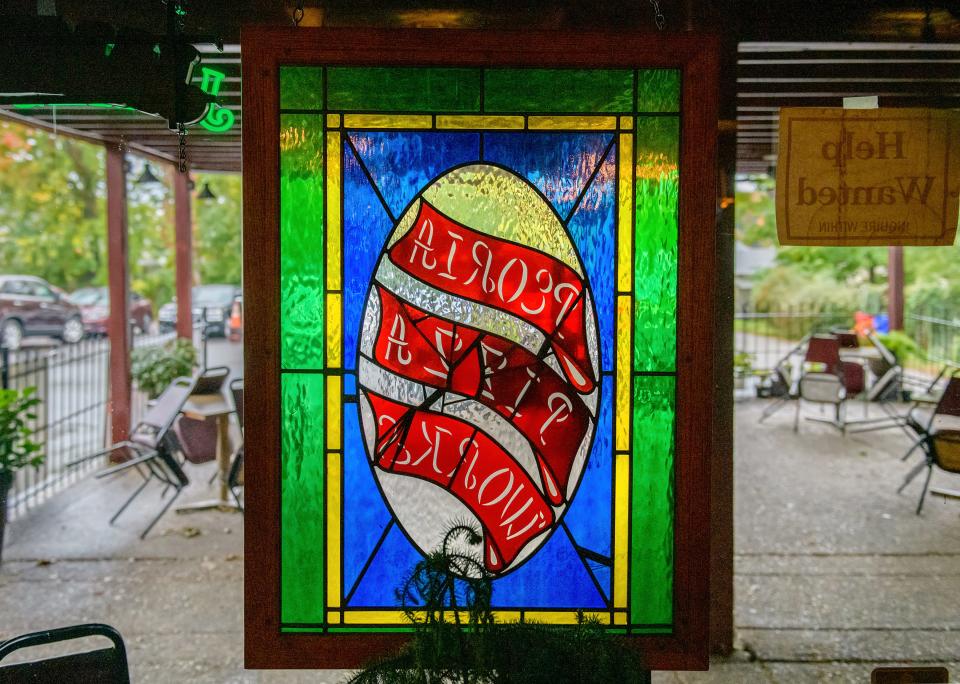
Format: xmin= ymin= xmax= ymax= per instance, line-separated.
xmin=0 ymin=122 xmax=106 ymax=289
xmin=876 ymin=330 xmax=924 ymax=364
xmin=350 ymin=526 xmax=648 ymax=684
xmin=737 ymin=176 xmax=960 ymax=321
xmin=735 ymin=177 xmax=777 ymax=246
xmin=131 ymin=338 xmax=197 ymax=398
xmin=0 ymin=121 xmax=242 ymax=313
xmin=752 ymin=265 xmax=870 ymax=314
xmin=194 ymin=173 xmax=242 ymax=286
xmin=0 ymin=387 xmax=44 ymax=475
xmin=733 ymin=352 xmax=752 ymax=376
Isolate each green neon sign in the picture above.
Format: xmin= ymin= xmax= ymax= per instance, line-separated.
xmin=12 ymin=103 xmax=135 ymax=111
xmin=198 ymin=67 xmax=235 ymax=132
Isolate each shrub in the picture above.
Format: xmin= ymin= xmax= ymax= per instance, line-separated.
xmin=131 ymin=338 xmax=197 ymax=398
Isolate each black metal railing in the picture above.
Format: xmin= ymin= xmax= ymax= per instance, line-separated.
xmin=734 ymin=305 xmax=851 ymax=373
xmin=905 ymin=308 xmax=960 ymax=379
xmin=735 ymin=305 xmax=960 ymax=384
xmin=1 ymin=330 xmax=174 ymax=520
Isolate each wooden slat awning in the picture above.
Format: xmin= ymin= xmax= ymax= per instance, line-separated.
xmin=736 ymin=41 xmax=960 ymax=175
xmin=0 ymin=43 xmax=241 ymax=173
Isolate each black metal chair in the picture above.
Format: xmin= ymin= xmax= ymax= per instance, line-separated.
xmin=0 ymin=623 xmax=129 ymax=683
xmin=70 ymin=375 xmax=196 ymax=538
xmin=227 ymin=377 xmax=244 ymax=511
xmin=898 ymin=372 xmax=960 ymax=513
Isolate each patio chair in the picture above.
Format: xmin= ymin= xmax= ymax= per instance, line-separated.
xmin=0 ymin=623 xmax=129 ymax=683
xmin=846 ymin=335 xmax=906 ymax=434
xmin=227 ymin=377 xmax=244 ymax=510
xmin=794 ymin=334 xmax=848 ymax=433
xmin=897 ymin=372 xmax=960 ymax=513
xmin=757 ymin=335 xmax=807 ymax=424
xmin=72 ymin=375 xmax=196 ymax=538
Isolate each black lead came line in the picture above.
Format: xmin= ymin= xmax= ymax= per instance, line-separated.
xmin=343 ymin=132 xmax=398 ymax=225
xmin=563 ymin=134 xmax=617 ymax=227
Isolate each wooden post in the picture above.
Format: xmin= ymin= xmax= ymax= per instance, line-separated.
xmin=888 ymin=246 xmax=904 ymax=330
xmin=106 ymin=146 xmax=131 ymax=444
xmin=173 ymin=170 xmax=193 ymax=339
xmin=710 ymin=41 xmax=737 ymax=656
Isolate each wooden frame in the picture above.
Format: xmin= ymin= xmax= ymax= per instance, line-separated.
xmin=242 ymin=27 xmax=718 ymax=671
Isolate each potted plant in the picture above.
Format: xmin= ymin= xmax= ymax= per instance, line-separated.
xmin=131 ymin=338 xmax=197 ymax=398
xmin=733 ymin=352 xmax=753 ymax=390
xmin=0 ymin=386 xmax=43 ymax=563
xmin=874 ymin=330 xmax=923 ymax=376
xmin=350 ymin=526 xmax=648 ymax=683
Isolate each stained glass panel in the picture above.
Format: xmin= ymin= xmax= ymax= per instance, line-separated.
xmin=636 ymin=69 xmax=681 ymax=113
xmin=484 ymin=69 xmax=634 ymax=113
xmin=277 ymin=66 xmax=681 ymax=635
xmin=328 ymin=68 xmax=481 ymax=112
xmin=633 ymin=115 xmax=679 ymax=372
xmin=280 ymin=114 xmax=325 ymax=369
xmin=281 ymin=373 xmax=326 ymax=622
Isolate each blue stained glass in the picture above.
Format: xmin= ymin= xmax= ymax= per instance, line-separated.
xmin=566 ymin=148 xmax=616 ymax=371
xmin=562 ymin=378 xmax=613 ymax=561
xmin=483 ymin=133 xmax=613 ymax=221
xmin=346 ymin=132 xmax=480 ymax=219
xmin=349 ymin=522 xmax=425 ymax=607
xmin=588 ymin=562 xmax=611 ymax=604
xmin=490 ymin=525 xmax=606 ymax=609
xmin=343 ymin=408 xmax=392 ymax=602
xmin=343 ymin=142 xmax=395 ymax=369
xmin=342 ymin=127 xmax=617 ymax=615
xmin=343 ymin=372 xmax=357 ymax=395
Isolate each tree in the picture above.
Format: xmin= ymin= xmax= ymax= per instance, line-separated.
xmin=0 ymin=120 xmax=243 ymax=313
xmin=193 ymin=173 xmax=241 ymax=286
xmin=0 ymin=121 xmax=106 ymax=289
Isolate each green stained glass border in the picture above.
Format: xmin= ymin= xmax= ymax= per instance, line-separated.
xmin=277 ymin=66 xmax=680 ymax=635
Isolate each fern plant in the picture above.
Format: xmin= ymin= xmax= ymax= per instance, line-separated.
xmin=350 ymin=525 xmax=649 ymax=684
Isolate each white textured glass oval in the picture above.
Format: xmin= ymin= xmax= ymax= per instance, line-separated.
xmin=357 ymin=163 xmax=600 ymax=577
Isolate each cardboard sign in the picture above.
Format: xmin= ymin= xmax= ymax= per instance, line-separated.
xmin=776 ymin=108 xmax=960 ymax=245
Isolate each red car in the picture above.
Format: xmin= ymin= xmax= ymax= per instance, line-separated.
xmin=68 ymin=287 xmax=154 ymax=336
xmin=0 ymin=275 xmax=84 ymax=350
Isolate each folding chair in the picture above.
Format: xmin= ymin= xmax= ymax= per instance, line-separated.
xmin=845 ymin=334 xmax=905 ymax=434
xmin=794 ymin=334 xmax=848 ymax=433
xmin=0 ymin=623 xmax=129 ymax=683
xmin=757 ymin=336 xmax=807 ymax=424
xmin=71 ymin=376 xmax=196 ymax=538
xmin=227 ymin=377 xmax=244 ymax=511
xmin=898 ymin=372 xmax=960 ymax=513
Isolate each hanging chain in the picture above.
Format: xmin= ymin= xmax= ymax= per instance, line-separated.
xmin=293 ymin=0 xmax=305 ymax=26
xmin=178 ymin=124 xmax=188 ymax=173
xmin=649 ymin=0 xmax=665 ymax=30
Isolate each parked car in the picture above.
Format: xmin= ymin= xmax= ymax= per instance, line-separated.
xmin=0 ymin=275 xmax=84 ymax=350
xmin=68 ymin=287 xmax=154 ymax=336
xmin=158 ymin=284 xmax=240 ymax=337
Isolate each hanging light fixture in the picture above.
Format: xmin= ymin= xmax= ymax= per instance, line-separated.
xmin=197 ymin=182 xmax=217 ymax=201
xmin=135 ymin=163 xmax=162 ymax=185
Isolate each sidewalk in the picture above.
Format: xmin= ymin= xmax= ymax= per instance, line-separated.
xmin=1 ymin=399 xmax=958 ymax=682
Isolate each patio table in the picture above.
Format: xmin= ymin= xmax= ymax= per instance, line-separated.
xmin=175 ymin=389 xmax=241 ymax=513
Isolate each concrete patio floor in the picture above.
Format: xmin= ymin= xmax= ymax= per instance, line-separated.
xmin=1 ymin=398 xmax=958 ymax=682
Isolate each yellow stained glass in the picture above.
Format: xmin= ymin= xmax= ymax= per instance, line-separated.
xmin=614 ymin=452 xmax=630 ymax=608
xmin=326 ymin=294 xmax=342 ymax=368
xmin=343 ymin=114 xmax=433 ymax=129
xmin=436 ymin=115 xmax=524 ymax=129
xmin=618 ymin=133 xmax=634 ymax=292
xmin=326 ymin=131 xmax=342 ymax=291
xmin=326 ymin=375 xmax=341 ymax=449
xmin=326 ymin=450 xmax=341 ymax=608
xmin=528 ymin=115 xmax=618 ymax=130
